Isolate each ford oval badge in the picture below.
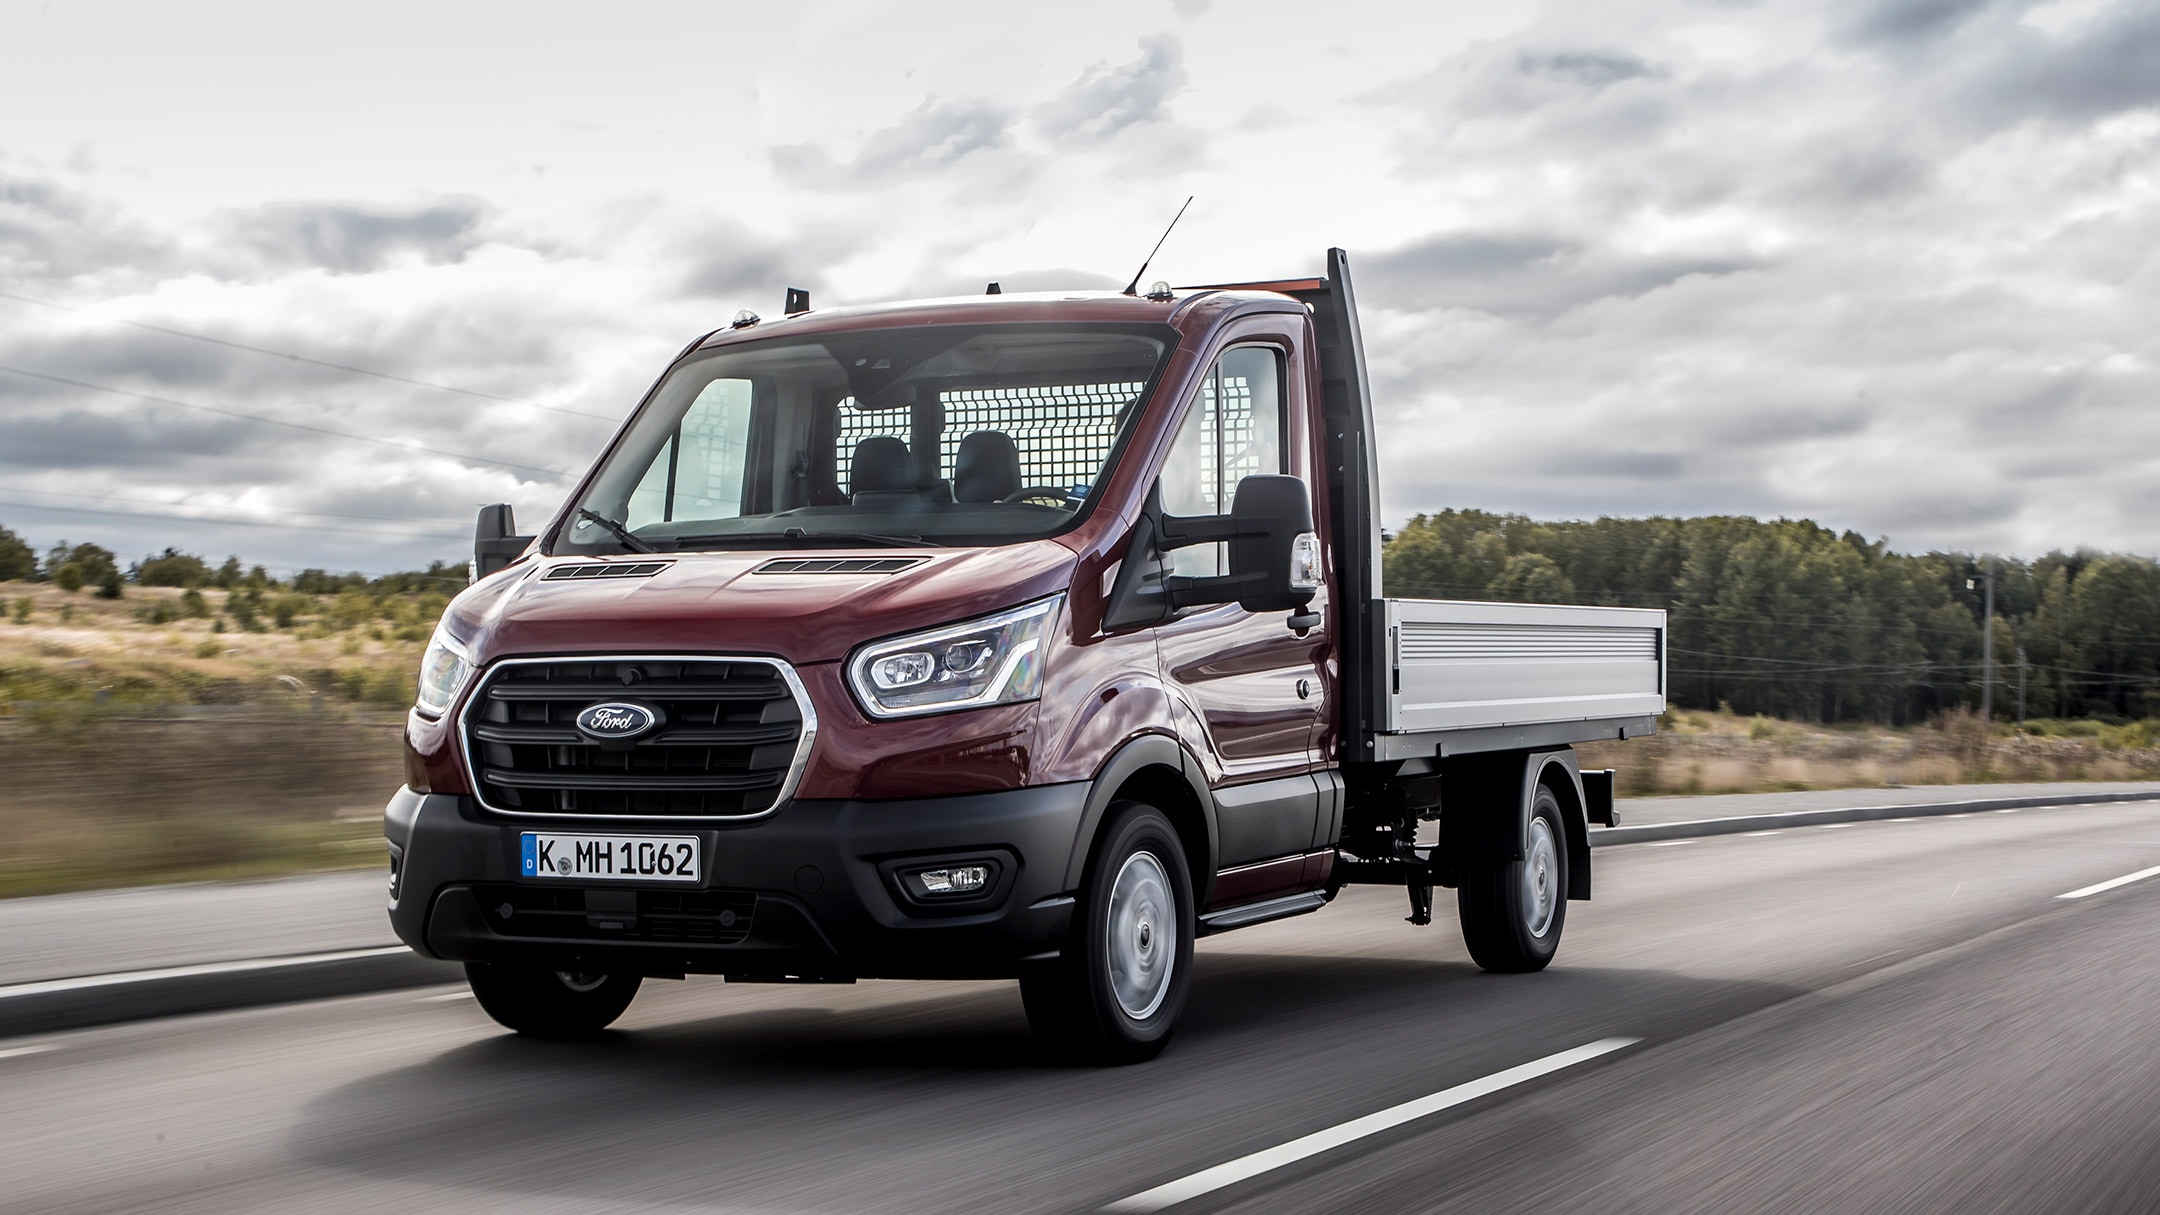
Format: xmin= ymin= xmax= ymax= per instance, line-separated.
xmin=575 ymin=701 xmax=663 ymax=742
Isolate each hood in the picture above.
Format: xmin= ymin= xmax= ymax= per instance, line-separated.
xmin=450 ymin=540 xmax=1079 ymax=668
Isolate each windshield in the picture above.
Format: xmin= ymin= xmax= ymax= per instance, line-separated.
xmin=559 ymin=322 xmax=1175 ymax=553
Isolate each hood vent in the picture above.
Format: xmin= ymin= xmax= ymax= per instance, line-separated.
xmin=543 ymin=561 xmax=673 ymax=581
xmin=754 ymin=557 xmax=926 ymax=576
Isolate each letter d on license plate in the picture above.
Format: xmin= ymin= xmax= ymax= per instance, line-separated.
xmin=520 ymin=833 xmax=700 ymax=882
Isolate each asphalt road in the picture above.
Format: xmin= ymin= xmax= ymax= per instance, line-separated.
xmin=6 ymin=799 xmax=2160 ymax=1214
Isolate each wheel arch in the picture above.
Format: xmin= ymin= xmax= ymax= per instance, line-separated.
xmin=1438 ymin=746 xmax=1592 ymax=900
xmin=1064 ymin=733 xmax=1217 ymax=909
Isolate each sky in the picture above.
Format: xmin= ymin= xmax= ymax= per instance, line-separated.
xmin=0 ymin=0 xmax=2156 ymax=575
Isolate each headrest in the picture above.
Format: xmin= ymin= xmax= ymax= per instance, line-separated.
xmin=953 ymin=430 xmax=1021 ymax=503
xmin=850 ymin=435 xmax=915 ymax=496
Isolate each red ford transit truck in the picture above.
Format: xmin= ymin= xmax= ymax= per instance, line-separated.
xmin=385 ymin=249 xmax=1666 ymax=1061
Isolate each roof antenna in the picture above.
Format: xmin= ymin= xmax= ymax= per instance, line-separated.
xmin=1121 ymin=195 xmax=1194 ymax=296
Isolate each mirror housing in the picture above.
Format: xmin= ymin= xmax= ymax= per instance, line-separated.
xmin=473 ymin=503 xmax=535 ymax=582
xmin=1157 ymin=474 xmax=1321 ymax=614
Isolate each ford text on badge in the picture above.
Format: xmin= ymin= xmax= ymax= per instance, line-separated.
xmin=574 ymin=701 xmax=664 ymax=742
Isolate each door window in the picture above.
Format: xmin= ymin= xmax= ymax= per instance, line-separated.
xmin=1159 ymin=346 xmax=1284 ymax=577
xmin=625 ymin=378 xmax=754 ymax=528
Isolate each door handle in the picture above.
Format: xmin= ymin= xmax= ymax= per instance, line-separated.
xmin=1287 ymin=610 xmax=1321 ymax=634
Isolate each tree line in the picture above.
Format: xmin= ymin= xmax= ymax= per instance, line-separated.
xmin=1384 ymin=511 xmax=2160 ymax=725
xmin=0 ymin=524 xmax=462 ymax=598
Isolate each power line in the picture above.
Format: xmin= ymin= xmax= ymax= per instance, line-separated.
xmin=0 ymin=497 xmax=466 ymax=540
xmin=0 ymin=483 xmax=464 ymax=529
xmin=0 ymin=364 xmax=572 ymax=479
xmin=0 ymin=290 xmax=618 ymax=422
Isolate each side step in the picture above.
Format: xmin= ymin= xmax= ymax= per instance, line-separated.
xmin=1198 ymin=890 xmax=1330 ymax=936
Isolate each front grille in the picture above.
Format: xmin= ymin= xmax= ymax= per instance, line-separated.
xmin=462 ymin=657 xmax=812 ymax=818
xmin=477 ymin=885 xmax=757 ymax=944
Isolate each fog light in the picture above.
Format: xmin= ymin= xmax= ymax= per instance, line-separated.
xmin=917 ymin=865 xmax=990 ymax=895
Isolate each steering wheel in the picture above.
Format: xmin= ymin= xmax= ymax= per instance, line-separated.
xmin=1001 ymin=486 xmax=1083 ymax=507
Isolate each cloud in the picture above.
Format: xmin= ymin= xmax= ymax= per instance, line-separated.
xmin=772 ymin=98 xmax=1017 ymax=185
xmin=225 ymin=199 xmax=488 ymax=274
xmin=1517 ymin=50 xmax=1666 ymax=87
xmin=1965 ymin=1 xmax=2160 ymax=123
xmin=0 ymin=168 xmax=171 ymax=281
xmin=1363 ymin=233 xmax=1759 ymax=318
xmin=1033 ymin=35 xmax=1187 ymax=144
xmin=1839 ymin=0 xmax=2006 ymax=46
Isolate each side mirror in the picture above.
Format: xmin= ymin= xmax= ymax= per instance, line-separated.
xmin=1152 ymin=474 xmax=1321 ymax=614
xmin=473 ymin=503 xmax=535 ymax=582
xmin=1226 ymin=475 xmax=1322 ymax=613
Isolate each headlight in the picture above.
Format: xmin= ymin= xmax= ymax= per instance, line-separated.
xmin=847 ymin=595 xmax=1060 ymax=719
xmin=415 ymin=622 xmax=475 ymax=717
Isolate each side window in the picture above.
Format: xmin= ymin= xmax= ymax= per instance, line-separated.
xmin=1160 ymin=346 xmax=1284 ymax=578
xmin=626 ymin=378 xmax=754 ymax=528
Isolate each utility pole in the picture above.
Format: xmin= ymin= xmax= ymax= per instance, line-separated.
xmin=2016 ymin=645 xmax=2027 ymax=724
xmin=1981 ymin=557 xmax=1995 ymax=722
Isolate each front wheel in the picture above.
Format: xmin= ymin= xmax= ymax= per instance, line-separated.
xmin=1457 ymin=784 xmax=1568 ymax=973
xmin=465 ymin=963 xmax=642 ymax=1039
xmin=1021 ymin=801 xmax=1194 ymax=1064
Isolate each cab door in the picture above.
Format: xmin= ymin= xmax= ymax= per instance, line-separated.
xmin=1152 ymin=337 xmax=1330 ymax=883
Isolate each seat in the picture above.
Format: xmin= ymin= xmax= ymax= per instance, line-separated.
xmin=953 ymin=430 xmax=1021 ymax=503
xmin=849 ymin=435 xmax=921 ymax=508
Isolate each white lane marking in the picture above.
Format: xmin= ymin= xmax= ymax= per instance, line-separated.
xmin=1995 ymin=808 xmax=2020 ymax=814
xmin=1889 ymin=817 xmax=1919 ymax=823
xmin=1646 ymin=840 xmax=1694 ymax=847
xmin=1945 ymin=813 xmax=1975 ymax=819
xmin=419 ymin=990 xmax=474 ymax=1003
xmin=1102 ymin=1038 xmax=1640 ymax=1213
xmin=1744 ymin=830 xmax=1783 ymax=837
xmin=1817 ymin=823 xmax=1855 ymax=830
xmin=2058 ymin=864 xmax=2160 ymax=900
xmin=0 ymin=946 xmax=409 ymax=1000
xmin=0 ymin=1044 xmax=58 ymax=1061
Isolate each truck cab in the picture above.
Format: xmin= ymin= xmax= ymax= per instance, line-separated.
xmin=385 ymin=250 xmax=1665 ymax=1062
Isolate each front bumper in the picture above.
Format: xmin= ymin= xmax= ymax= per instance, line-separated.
xmin=382 ymin=783 xmax=1086 ymax=980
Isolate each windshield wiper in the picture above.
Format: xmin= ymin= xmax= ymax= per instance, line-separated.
xmin=575 ymin=509 xmax=660 ymax=553
xmin=780 ymin=527 xmax=940 ymax=548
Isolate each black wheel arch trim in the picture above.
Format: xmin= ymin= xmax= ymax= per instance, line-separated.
xmin=1063 ymin=733 xmax=1219 ymax=909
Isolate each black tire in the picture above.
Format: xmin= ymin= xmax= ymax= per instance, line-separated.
xmin=1021 ymin=801 xmax=1195 ymax=1065
xmin=464 ymin=963 xmax=642 ymax=1039
xmin=1457 ymin=784 xmax=1568 ymax=973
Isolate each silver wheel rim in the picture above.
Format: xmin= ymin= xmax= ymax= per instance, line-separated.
xmin=1106 ymin=851 xmax=1176 ymax=1020
xmin=1523 ymin=817 xmax=1559 ymax=939
xmin=557 ymin=971 xmax=608 ymax=993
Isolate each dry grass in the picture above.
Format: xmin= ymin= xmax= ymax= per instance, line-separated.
xmin=1580 ymin=707 xmax=2160 ymax=796
xmin=1 ymin=579 xmax=428 ymax=897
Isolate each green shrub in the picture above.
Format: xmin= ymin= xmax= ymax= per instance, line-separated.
xmin=179 ymin=589 xmax=210 ymax=618
xmin=9 ymin=598 xmax=29 ymax=625
xmin=52 ymin=563 xmax=84 ymax=593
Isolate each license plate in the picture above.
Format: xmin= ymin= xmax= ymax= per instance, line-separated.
xmin=520 ymin=832 xmax=700 ymax=882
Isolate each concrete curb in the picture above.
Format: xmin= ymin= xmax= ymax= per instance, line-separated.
xmin=0 ymin=946 xmax=459 ymax=1039
xmin=1590 ymin=789 xmax=2160 ymax=846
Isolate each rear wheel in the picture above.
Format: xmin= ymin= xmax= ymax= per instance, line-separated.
xmin=465 ymin=963 xmax=642 ymax=1039
xmin=1458 ymin=784 xmax=1567 ymax=973
xmin=1021 ymin=801 xmax=1194 ymax=1064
